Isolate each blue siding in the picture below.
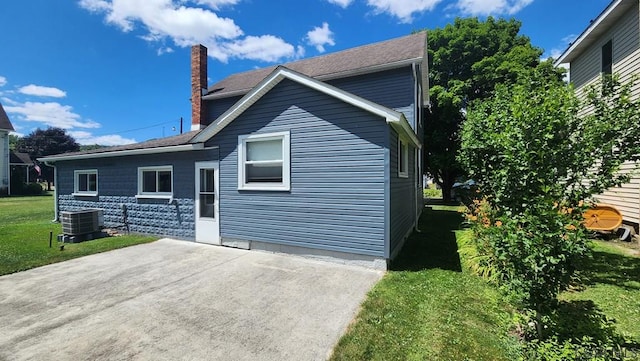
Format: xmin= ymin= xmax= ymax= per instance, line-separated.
xmin=211 ymin=79 xmax=388 ymax=257
xmin=206 ymin=95 xmax=242 ymax=122
xmin=55 ymin=150 xmax=218 ymax=239
xmin=327 ymin=67 xmax=416 ymax=127
xmin=389 ymin=130 xmax=416 ymax=256
xmin=204 ymin=67 xmax=418 ymax=132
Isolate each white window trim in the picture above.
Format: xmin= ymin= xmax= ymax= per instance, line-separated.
xmin=238 ymin=131 xmax=291 ymax=191
xmin=73 ymin=169 xmax=98 ymax=196
xmin=137 ymin=165 xmax=174 ymax=197
xmin=398 ymin=139 xmax=409 ymax=178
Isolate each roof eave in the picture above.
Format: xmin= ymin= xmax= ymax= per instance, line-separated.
xmin=388 ymin=116 xmax=421 ymax=148
xmin=554 ymin=0 xmax=632 ymax=65
xmin=39 ymin=143 xmax=207 ymax=163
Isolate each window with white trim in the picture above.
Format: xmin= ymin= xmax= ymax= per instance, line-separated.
xmin=137 ymin=166 xmax=173 ymax=197
xmin=398 ymin=139 xmax=409 ymax=178
xmin=238 ymin=131 xmax=290 ymax=191
xmin=74 ymin=169 xmax=98 ymax=195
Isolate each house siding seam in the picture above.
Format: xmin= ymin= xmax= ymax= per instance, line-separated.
xmin=389 ymin=129 xmax=416 ymax=255
xmin=55 ymin=150 xmax=218 ymax=239
xmin=211 ymin=79 xmax=387 ymax=257
xmin=570 ymin=2 xmax=640 ymax=224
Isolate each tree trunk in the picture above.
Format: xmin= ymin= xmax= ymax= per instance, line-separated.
xmin=442 ymin=181 xmax=454 ymax=202
xmin=440 ymin=171 xmax=456 ymax=202
xmin=535 ymin=308 xmax=544 ymax=339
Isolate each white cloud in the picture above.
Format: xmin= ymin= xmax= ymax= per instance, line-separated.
xmin=327 ymin=0 xmax=353 ymax=8
xmin=78 ymin=0 xmax=110 ymax=12
xmin=194 ymin=0 xmax=240 ymax=10
xmin=0 ymin=76 xmax=7 ymax=87
xmin=157 ymin=46 xmax=174 ymax=55
xmin=307 ymin=22 xmax=335 ymax=53
xmin=221 ymin=35 xmax=298 ymax=62
xmin=4 ymin=101 xmax=100 ymax=129
xmin=455 ymin=0 xmax=533 ymax=16
xmin=18 ymin=84 xmax=67 ymax=98
xmin=68 ymin=130 xmax=137 ymax=146
xmin=1 ymin=97 xmax=16 ymax=105
xmin=544 ymin=33 xmax=577 ymax=60
xmin=79 ymin=0 xmax=299 ymax=63
xmin=367 ymin=0 xmax=442 ymax=23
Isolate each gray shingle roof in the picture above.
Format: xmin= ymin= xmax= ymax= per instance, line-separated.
xmin=0 ymin=103 xmax=14 ymax=131
xmin=54 ymin=130 xmax=201 ymax=158
xmin=205 ymin=31 xmax=427 ymax=99
xmin=10 ymin=151 xmax=32 ymax=165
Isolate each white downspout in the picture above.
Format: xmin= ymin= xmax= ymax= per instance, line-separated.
xmin=44 ymin=161 xmax=58 ymax=222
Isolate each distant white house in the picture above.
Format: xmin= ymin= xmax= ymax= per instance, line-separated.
xmin=555 ymin=0 xmax=640 ymax=225
xmin=0 ymin=102 xmax=15 ymax=195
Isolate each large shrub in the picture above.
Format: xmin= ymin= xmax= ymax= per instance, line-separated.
xmin=459 ymin=73 xmax=640 ymax=336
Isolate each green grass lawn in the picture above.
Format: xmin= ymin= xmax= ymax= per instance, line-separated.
xmin=0 ymin=194 xmax=157 ymax=276
xmin=560 ymin=240 xmax=640 ymax=344
xmin=423 ymin=184 xmax=443 ymax=199
xmin=330 ymin=205 xmax=640 ymax=360
xmin=330 ymin=205 xmax=521 ymax=361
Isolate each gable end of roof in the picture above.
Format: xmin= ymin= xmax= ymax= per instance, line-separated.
xmin=554 ymin=0 xmax=636 ymax=65
xmin=0 ymin=103 xmax=14 ymax=132
xmin=191 ymin=66 xmax=421 ymax=147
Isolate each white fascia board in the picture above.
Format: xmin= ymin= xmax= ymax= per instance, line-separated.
xmin=38 ymin=144 xmax=206 ymax=163
xmin=389 ymin=115 xmax=422 ymax=148
xmin=554 ymin=0 xmax=626 ymax=65
xmin=192 ymin=66 xmax=420 ymax=144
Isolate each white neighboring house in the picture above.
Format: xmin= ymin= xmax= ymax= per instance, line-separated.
xmin=0 ymin=102 xmax=15 ymax=195
xmin=555 ymin=0 xmax=640 ymax=226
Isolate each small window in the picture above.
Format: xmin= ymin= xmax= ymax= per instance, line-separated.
xmin=74 ymin=170 xmax=98 ymax=195
xmin=138 ymin=166 xmax=173 ymax=197
xmin=238 ymin=131 xmax=290 ymax=191
xmin=398 ymin=139 xmax=409 ymax=178
xmin=602 ymin=40 xmax=613 ymax=75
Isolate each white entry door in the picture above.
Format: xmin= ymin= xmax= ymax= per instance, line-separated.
xmin=195 ymin=161 xmax=220 ymax=245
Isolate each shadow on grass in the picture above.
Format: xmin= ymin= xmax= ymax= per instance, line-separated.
xmin=541 ymin=300 xmax=640 ymax=355
xmin=422 ymin=198 xmax=462 ymax=206
xmin=585 ymin=249 xmax=640 ymax=291
xmin=390 ymin=205 xmax=464 ymax=272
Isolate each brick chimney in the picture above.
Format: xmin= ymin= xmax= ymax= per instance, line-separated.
xmin=191 ymin=44 xmax=208 ymax=131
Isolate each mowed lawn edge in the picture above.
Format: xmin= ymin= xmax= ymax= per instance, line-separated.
xmin=0 ymin=194 xmax=157 ymax=276
xmin=330 ymin=205 xmax=522 ymax=361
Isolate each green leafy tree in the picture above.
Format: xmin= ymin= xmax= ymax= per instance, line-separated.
xmin=8 ymin=134 xmax=19 ymax=150
xmin=425 ymin=17 xmax=561 ymax=200
xmin=459 ymin=72 xmax=640 ymax=337
xmin=16 ymin=127 xmax=80 ymax=190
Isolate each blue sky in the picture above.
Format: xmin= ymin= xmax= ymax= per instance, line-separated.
xmin=0 ymin=0 xmax=611 ymax=145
